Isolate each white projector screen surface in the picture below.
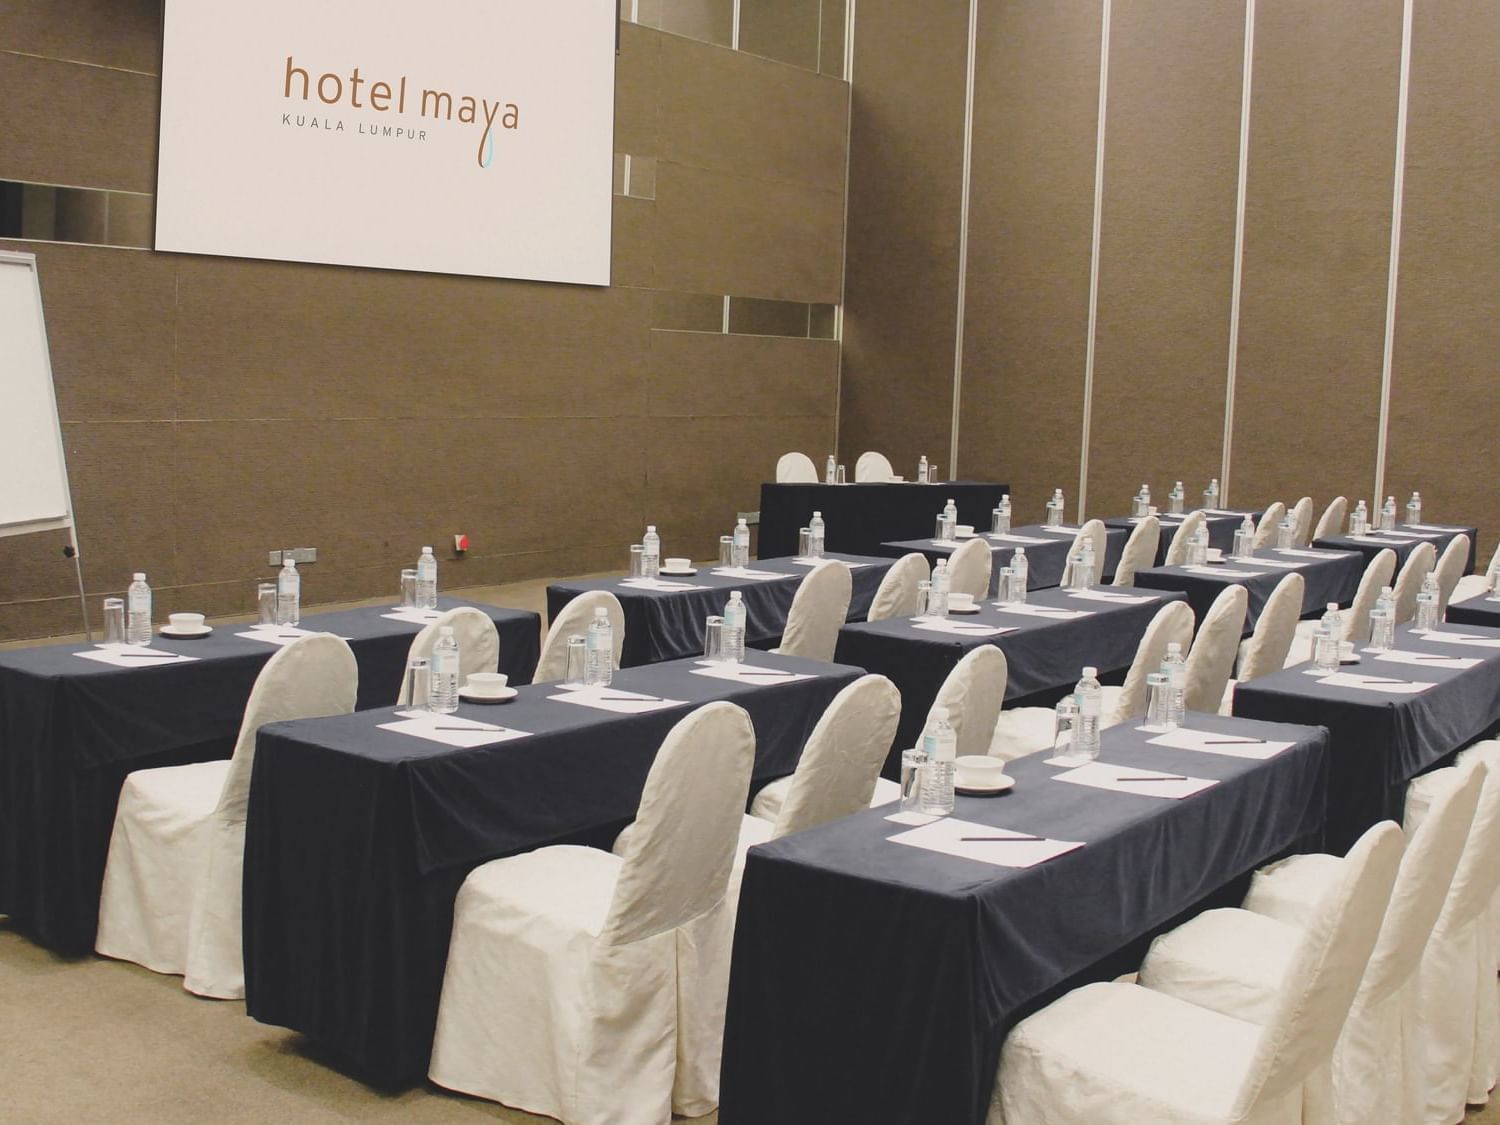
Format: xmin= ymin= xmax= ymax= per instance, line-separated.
xmin=154 ymin=0 xmax=616 ymax=286
xmin=0 ymin=253 xmax=73 ymax=536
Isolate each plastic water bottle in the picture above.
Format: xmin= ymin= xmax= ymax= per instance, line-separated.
xmin=586 ymin=606 xmax=614 ymax=686
xmin=1276 ymin=515 xmax=1295 ymax=550
xmin=1073 ymin=667 xmax=1102 ymax=759
xmin=942 ymin=497 xmax=958 ymax=540
xmin=825 ymin=454 xmax=837 ymax=484
xmin=429 ymin=625 xmax=459 ymax=713
xmin=992 ymin=494 xmax=1011 ymax=535
xmin=732 ymin=517 xmax=751 ymax=568
xmin=1203 ymin=479 xmax=1220 ymax=511
xmin=126 ymin=572 xmax=152 ymax=646
xmin=1045 ymin=488 xmax=1065 ymax=527
xmin=1132 ymin=484 xmax=1151 ymax=518
xmin=917 ymin=455 xmax=929 ymax=484
xmin=1168 ymin=481 xmax=1184 ymax=516
xmin=276 ymin=557 xmax=301 ymax=626
xmin=807 ymin=511 xmax=826 ymax=558
xmin=1380 ymin=496 xmax=1397 ymax=532
xmin=1406 ymin=491 xmax=1422 ymax=527
xmin=1314 ymin=603 xmax=1343 ymax=670
xmin=919 ymin=707 xmax=957 ymax=816
xmin=1010 ymin=548 xmax=1029 ymax=602
xmin=928 ymin=559 xmax=951 ymax=616
xmin=416 ymin=546 xmax=438 ymax=610
xmin=1188 ymin=523 xmax=1210 ymax=566
xmin=1160 ymin=643 xmax=1186 ymax=727
xmin=722 ymin=591 xmax=747 ymax=663
xmin=642 ymin=525 xmax=661 ymax=578
xmin=1232 ymin=516 xmax=1255 ymax=560
xmin=1369 ymin=585 xmax=1396 ymax=650
xmin=1350 ymin=500 xmax=1369 ymax=536
xmin=1414 ymin=573 xmax=1441 ymax=632
xmin=1071 ymin=539 xmax=1097 ymax=589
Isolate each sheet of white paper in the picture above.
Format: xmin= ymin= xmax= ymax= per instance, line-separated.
xmin=235 ymin=625 xmax=348 ymax=647
xmin=1034 ymin=526 xmax=1081 ymax=536
xmin=1203 ymin=509 xmax=1244 ymax=517
xmin=1065 ymin=590 xmax=1153 ymax=604
xmin=911 ymin=616 xmax=1015 ymax=638
xmin=1407 ymin=524 xmax=1466 ymax=533
xmin=986 ymin=534 xmax=1051 ymax=545
xmin=930 ymin=539 xmax=961 ymax=548
xmin=1416 ymin=631 xmax=1500 ymax=650
xmin=381 ymin=607 xmax=445 ymax=624
xmin=1240 ymin=559 xmax=1307 ymax=570
xmin=618 ymin=578 xmax=711 ymax=592
xmin=1315 ymin=671 xmax=1434 ymax=695
xmin=1181 ymin=566 xmax=1270 ymax=578
xmin=377 ymin=711 xmax=529 ymax=748
xmin=1052 ymin=761 xmax=1217 ymax=800
xmin=1368 ymin=531 xmax=1429 ymax=540
xmin=710 ymin=567 xmax=787 ymax=581
xmin=785 ymin=558 xmax=868 ymax=569
xmin=690 ymin=661 xmax=814 ymax=685
xmin=74 ymin=645 xmax=199 ymax=668
xmin=1274 ymin=548 xmax=1349 ymax=559
xmin=1372 ymin=649 xmax=1481 ymax=670
xmin=545 ymin=685 xmax=686 ymax=714
xmin=884 ymin=810 xmax=938 ymax=827
xmin=1349 ymin=535 xmax=1400 ymax=545
xmin=989 ymin=603 xmax=1092 ymax=620
xmin=1139 ymin=726 xmax=1293 ymax=760
xmin=886 ymin=817 xmax=1082 ymax=869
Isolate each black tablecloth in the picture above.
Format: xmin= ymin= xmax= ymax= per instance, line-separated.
xmin=243 ymin=651 xmax=862 ymax=1087
xmin=759 ymin=480 xmax=1010 ymax=559
xmin=1233 ymin=623 xmax=1500 ymax=850
xmin=1447 ymin=594 xmax=1500 ymax=629
xmin=546 ymin=553 xmax=893 ymax=667
xmin=1103 ymin=509 xmax=1253 ymax=566
xmin=0 ymin=598 xmax=539 ymax=955
xmin=719 ymin=714 xmax=1329 ymax=1125
xmin=834 ymin=586 xmax=1188 ymax=768
xmin=1134 ymin=547 xmax=1363 ymax=633
xmin=1315 ymin=523 xmax=1478 ymax=574
xmin=878 ymin=524 xmax=1128 ymax=593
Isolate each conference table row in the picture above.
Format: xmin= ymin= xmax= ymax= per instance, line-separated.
xmin=758 ymin=478 xmax=1011 ymax=558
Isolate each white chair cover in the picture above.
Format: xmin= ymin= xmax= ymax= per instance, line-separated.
xmin=1101 ymin=600 xmax=1195 ymax=725
xmin=1253 ymin=501 xmax=1288 ymax=549
xmin=1289 ymin=496 xmax=1315 ymax=548
xmin=947 ymin=537 xmax=993 ymax=600
xmin=396 ymin=606 xmax=501 ymax=704
xmin=854 ymin=450 xmax=895 ymax=482
xmin=776 ymin=451 xmax=819 ymax=483
xmin=1182 ymin=585 xmax=1247 ymax=714
xmin=1113 ymin=515 xmax=1160 ymax=587
xmin=928 ymin=644 xmax=1008 ymax=759
xmin=1314 ymin=496 xmax=1348 ymax=542
xmin=96 ymin=634 xmax=358 ymax=999
xmin=1392 ymin=541 xmax=1437 ymax=625
xmin=867 ymin=552 xmax=929 ymax=621
xmin=536 ymin=591 xmax=625 ymax=683
xmin=429 ymin=702 xmax=755 ymax=1123
xmin=1164 ymin=510 xmax=1206 ymax=567
xmin=775 ymin=560 xmax=852 ymax=662
xmin=1456 ymin=740 xmax=1500 ymax=973
xmin=1060 ymin=519 xmax=1108 ymax=586
xmin=994 ymin=822 xmax=1403 ymax=1125
xmin=1345 ymin=548 xmax=1398 ymax=644
xmin=1432 ymin=534 xmax=1471 ymax=614
xmin=1451 ymin=542 xmax=1500 ymax=606
xmin=1238 ymin=572 xmax=1305 ymax=681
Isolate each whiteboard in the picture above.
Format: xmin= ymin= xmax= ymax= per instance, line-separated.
xmin=0 ymin=252 xmax=75 ymax=538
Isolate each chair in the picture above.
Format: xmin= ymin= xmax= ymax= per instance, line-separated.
xmin=1289 ymin=496 xmax=1315 ymax=548
xmin=1314 ymin=496 xmax=1348 ymax=542
xmin=1391 ymin=541 xmax=1437 ymax=625
xmin=1060 ymin=519 xmax=1108 ymax=586
xmin=1225 ymin=573 xmax=1304 ymax=711
xmin=536 ymin=591 xmax=625 ymax=682
xmin=1450 ymin=541 xmax=1499 ymax=606
xmin=96 ymin=634 xmax=358 ymax=999
xmin=774 ymin=560 xmax=852 ymax=662
xmin=429 ymin=702 xmax=755 ymax=1123
xmin=992 ymin=821 xmax=1404 ymax=1125
xmin=947 ymin=537 xmax=993 ymax=600
xmin=1253 ymin=501 xmax=1288 ymax=549
xmin=854 ymin=451 xmax=896 ymax=482
xmin=1431 ymin=534 xmax=1471 ymax=614
xmin=867 ymin=552 xmax=929 ymax=621
xmin=1456 ymin=740 xmax=1500 ymax=970
xmin=1181 ymin=585 xmax=1247 ymax=714
xmin=775 ymin=451 xmax=819 ymax=483
xmin=396 ymin=606 xmax=501 ymax=704
xmin=1283 ymin=549 xmax=1395 ymax=669
xmin=1164 ymin=510 xmax=1207 ymax=567
xmin=1113 ymin=515 xmax=1161 ymax=587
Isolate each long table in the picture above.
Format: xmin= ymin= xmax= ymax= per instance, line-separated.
xmin=1447 ymin=593 xmax=1500 ymax=629
xmin=1133 ymin=546 xmax=1363 ymax=632
xmin=878 ymin=523 xmax=1129 ymax=593
xmin=759 ymin=480 xmax=1010 ymax=559
xmin=242 ymin=650 xmax=862 ymax=1086
xmin=0 ymin=598 xmax=539 ymax=956
xmin=1314 ymin=522 xmax=1478 ymax=573
xmin=719 ymin=714 xmax=1329 ymax=1125
xmin=1103 ymin=509 xmax=1254 ymax=566
xmin=1233 ymin=622 xmax=1500 ymax=850
xmin=546 ymin=553 xmax=893 ymax=666
xmin=835 ymin=586 xmax=1188 ymax=766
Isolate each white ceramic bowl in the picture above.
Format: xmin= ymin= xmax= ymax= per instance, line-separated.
xmin=955 ymin=755 xmax=1007 ymax=787
xmin=465 ymin=672 xmax=509 ymax=694
xmin=665 ymin=557 xmax=692 ymax=571
xmin=948 ymin=592 xmax=976 ymax=611
xmin=169 ymin=613 xmax=206 ymax=629
xmin=1205 ymin=548 xmax=1224 ymax=563
xmin=955 ymin=524 xmax=975 ymax=538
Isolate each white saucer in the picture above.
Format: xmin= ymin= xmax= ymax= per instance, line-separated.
xmin=1340 ymin=653 xmax=1361 ymax=665
xmin=659 ymin=568 xmax=698 ymax=577
xmin=954 ymin=531 xmax=977 ymax=540
xmin=460 ymin=686 xmax=518 ymax=704
xmin=956 ymin=775 xmax=1016 ymax=796
xmin=947 ymin=605 xmax=982 ymax=615
xmin=158 ymin=625 xmax=212 ymax=638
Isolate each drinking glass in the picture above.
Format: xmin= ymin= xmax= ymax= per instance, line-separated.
xmin=836 ymin=464 xmax=847 ymax=485
xmin=997 ymin=566 xmax=1014 ymax=603
xmin=400 ymin=568 xmax=417 ymax=608
xmin=1144 ymin=672 xmax=1171 ymax=732
xmin=1052 ymin=697 xmax=1081 ymax=759
xmin=917 ymin=579 xmax=932 ymax=614
xmin=797 ymin=528 xmax=811 ymax=558
xmin=719 ymin=536 xmax=734 ymax=566
xmin=704 ymin=615 xmax=725 ymax=661
xmin=629 ymin=545 xmax=644 ymax=577
xmin=404 ymin=658 xmax=431 ymax=711
xmin=564 ymin=635 xmax=588 ymax=687
xmin=899 ymin=749 xmax=927 ymax=813
xmin=928 ymin=464 xmax=940 ymax=483
xmin=102 ymin=597 xmax=126 ymax=645
xmin=257 ymin=582 xmax=278 ymax=625
xmin=935 ymin=515 xmax=950 ymax=540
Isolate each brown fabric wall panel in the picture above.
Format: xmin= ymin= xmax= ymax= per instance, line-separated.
xmin=653 ymin=161 xmax=844 ymax=302
xmin=60 ymin=420 xmax=178 ymax=591
xmin=838 ymin=0 xmax=970 ymax=471
xmin=615 ymin=21 xmax=663 ymax=157
xmin=0 ymin=54 xmax=158 ymax=193
xmin=612 ymin=195 xmax=657 ymax=289
xmin=1386 ymin=0 xmax=1500 ymax=549
xmin=4 ymin=0 xmax=161 ymax=74
xmin=957 ymin=0 xmax=1102 ymax=524
xmin=738 ymin=0 xmax=822 ymax=73
xmin=1228 ymin=0 xmax=1403 ymax=511
xmin=1085 ymin=0 xmax=1242 ymax=515
xmin=647 ymin=331 xmax=838 ymax=419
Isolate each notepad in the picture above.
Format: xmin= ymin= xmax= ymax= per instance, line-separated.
xmin=546 ymin=685 xmax=685 ymax=714
xmin=236 ymin=624 xmax=349 ymax=647
xmin=1181 ymin=566 xmax=1270 ymax=578
xmin=1372 ymin=649 xmax=1481 ymax=671
xmin=1053 ymin=761 xmax=1217 ymax=799
xmin=1274 ymin=548 xmax=1348 ymax=560
xmin=381 ymin=607 xmax=446 ymax=624
xmin=986 ymin=534 xmax=1051 ymax=545
xmin=619 ymin=578 xmax=711 ymax=592
xmin=1140 ymin=726 xmax=1293 ymax=760
xmin=911 ymin=617 xmax=1015 ymax=638
xmin=1034 ymin=526 xmax=1081 ymax=536
xmin=1416 ymin=631 xmax=1500 ymax=650
xmin=1240 ymin=559 xmax=1307 ymax=570
xmin=377 ymin=711 xmax=529 ymax=748
xmin=886 ymin=817 xmax=1082 ymax=869
xmin=787 ymin=557 xmax=868 ymax=568
xmin=1065 ymin=590 xmax=1155 ymax=604
xmin=73 ymin=645 xmax=199 ymax=668
xmin=710 ymin=567 xmax=786 ymax=581
xmin=690 ymin=662 xmax=814 ymax=685
xmin=989 ymin=604 xmax=1092 ymax=620
xmin=1315 ymin=671 xmax=1434 ymax=695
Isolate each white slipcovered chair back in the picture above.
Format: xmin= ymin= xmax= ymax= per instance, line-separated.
xmin=1182 ymin=585 xmax=1247 ymax=713
xmin=776 ymin=451 xmax=819 ymax=483
xmin=1060 ymin=519 xmax=1107 ymax=586
xmin=1253 ymin=501 xmax=1287 ymax=549
xmin=770 ymin=675 xmax=901 ymax=838
xmin=1112 ymin=515 xmax=1159 ymax=587
xmin=1289 ymin=496 xmax=1315 ymax=548
xmin=1238 ymin=572 xmax=1304 ymax=681
xmin=927 ymin=644 xmax=1008 ymax=760
xmin=854 ymin=451 xmax=895 ymax=482
xmin=1452 ymin=541 xmax=1500 ymax=605
xmin=397 ymin=607 xmax=501 ymax=704
xmin=1314 ymin=495 xmax=1348 ymax=541
xmin=1233 ymin=821 xmax=1404 ymax=1112
xmin=946 ymin=537 xmax=993 ymax=600
xmin=868 ymin=553 xmax=929 ymax=621
xmin=1111 ymin=601 xmax=1195 ymax=722
xmin=536 ymin=591 xmax=625 ymax=683
xmin=602 ymin=702 xmax=754 ymax=946
xmin=1433 ymin=763 xmax=1500 ymax=938
xmin=1433 ymin=534 xmax=1471 ymax=613
xmin=1164 ymin=510 xmax=1205 ymax=567
xmin=1392 ymin=541 xmax=1437 ymax=625
xmin=1345 ymin=548 xmax=1397 ymax=643
xmin=777 ymin=560 xmax=852 ymax=662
